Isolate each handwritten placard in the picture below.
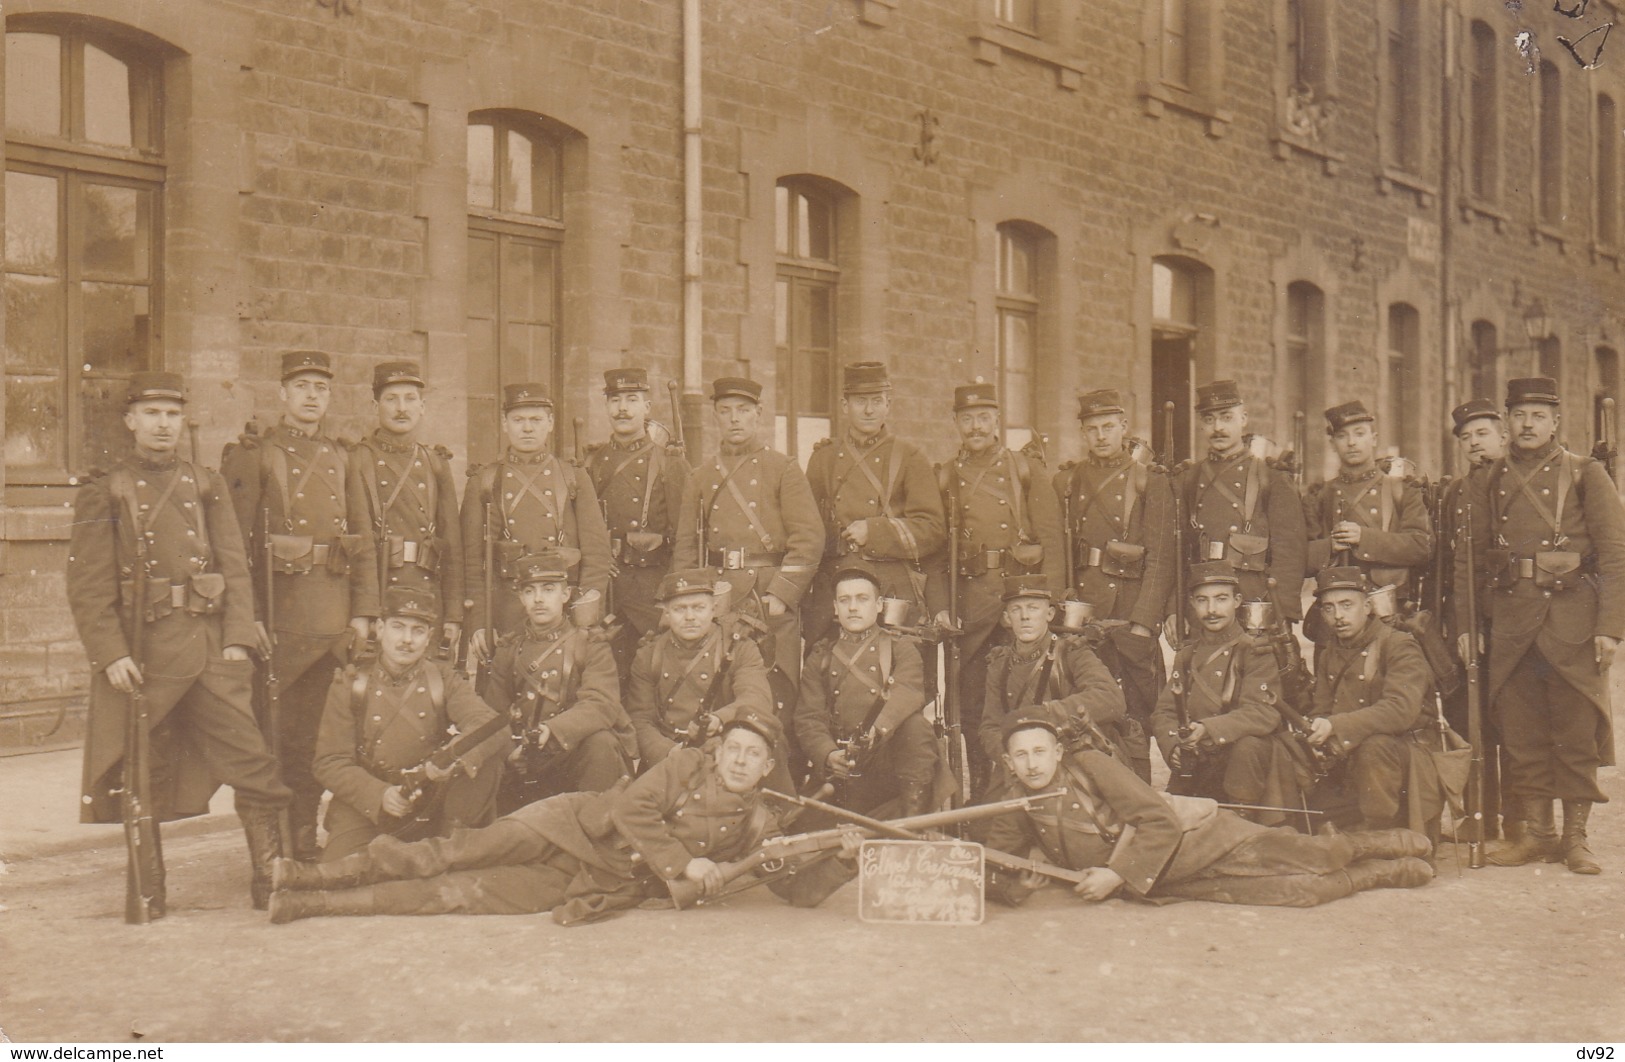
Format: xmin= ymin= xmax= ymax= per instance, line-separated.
xmin=856 ymin=839 xmax=984 ymax=925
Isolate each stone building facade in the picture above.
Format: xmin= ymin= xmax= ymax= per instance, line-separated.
xmin=3 ymin=0 xmax=1623 ymax=749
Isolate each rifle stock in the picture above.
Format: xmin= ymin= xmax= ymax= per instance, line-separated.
xmin=122 ymin=528 xmax=162 ymax=924
xmin=1462 ymin=495 xmax=1486 ymax=868
xmin=944 ymin=467 xmax=967 ymax=803
xmin=260 ymin=507 xmax=293 ymax=860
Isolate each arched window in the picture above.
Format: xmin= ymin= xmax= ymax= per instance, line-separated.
xmin=466 ymin=110 xmax=568 ymax=466
xmin=1151 ymin=255 xmax=1213 ymax=459
xmin=774 ymin=178 xmax=842 ymax=465
xmin=1386 ymin=303 xmax=1421 ymax=457
xmin=1597 ymin=94 xmax=1618 ymax=246
xmin=1469 ymin=319 xmax=1499 ymax=406
xmin=1468 ymin=21 xmax=1499 ymax=202
xmin=1382 ymin=0 xmax=1423 ymax=173
xmin=5 ymin=25 xmax=163 ymax=482
xmin=1539 ymin=61 xmax=1565 ymax=227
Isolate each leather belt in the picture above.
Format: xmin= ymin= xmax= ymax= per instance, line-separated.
xmin=706 ymin=547 xmax=786 ymax=570
xmin=955 ymin=548 xmax=1009 ymax=578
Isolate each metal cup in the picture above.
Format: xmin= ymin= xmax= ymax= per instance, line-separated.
xmin=880 ymin=597 xmax=913 ymax=628
xmin=570 ymin=588 xmax=604 ymax=628
xmin=1060 ymin=599 xmax=1094 ymax=628
xmin=711 ymin=580 xmax=732 ymax=616
xmin=1206 ymin=539 xmax=1228 ymax=561
xmin=1367 ymin=583 xmax=1398 ymax=618
xmin=1239 ymin=599 xmax=1276 ymax=633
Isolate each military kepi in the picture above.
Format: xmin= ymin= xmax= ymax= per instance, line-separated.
xmin=125 ymin=370 xmax=187 ymax=405
xmin=603 ymin=367 xmax=650 ymax=394
xmin=1195 ymin=379 xmax=1243 ymax=414
xmin=1076 ymin=388 xmax=1126 ymax=420
xmin=1452 ymin=398 xmax=1502 ymax=434
xmin=502 ymin=382 xmax=554 ymax=412
xmin=1506 ymin=377 xmax=1561 ymax=407
xmin=842 ymin=361 xmax=892 ymax=395
xmin=710 ymin=376 xmax=762 ymax=403
xmin=657 ymin=568 xmax=720 ymax=602
xmin=831 ymin=563 xmax=883 ymax=592
xmin=1001 ymin=574 xmax=1052 ymax=601
xmin=382 ymin=585 xmax=438 ymax=623
xmin=1314 ymin=566 xmax=1368 ymax=597
xmin=1188 ymin=560 xmax=1241 ymax=591
xmin=725 ymin=709 xmax=784 ymax=751
xmin=954 ymin=379 xmax=999 ymax=411
xmin=1324 ymin=400 xmax=1376 ymax=433
xmin=513 ymin=550 xmax=572 ymax=586
xmin=372 ymin=360 xmax=425 ymax=396
xmin=280 ymin=350 xmax=333 ymax=381
xmin=1000 ymin=711 xmax=1062 ymax=746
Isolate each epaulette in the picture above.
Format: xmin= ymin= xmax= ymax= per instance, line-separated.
xmin=232 ymin=427 xmax=263 ymax=452
xmin=80 ymin=464 xmax=112 ymax=484
xmin=663 ymin=442 xmax=687 ymax=459
xmin=1056 ymin=459 xmax=1078 ymax=473
xmin=1265 ymin=449 xmax=1298 ymax=475
xmin=432 ymin=444 xmax=454 ymax=461
xmin=336 ymin=432 xmax=361 ymax=451
xmin=466 ymin=462 xmax=486 ymax=479
xmin=812 ymin=436 xmax=835 ymax=451
xmin=582 ymin=440 xmax=608 ymax=458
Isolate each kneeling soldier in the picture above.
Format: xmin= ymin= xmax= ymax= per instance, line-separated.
xmin=796 ymin=565 xmax=940 ymax=817
xmin=984 ymin=715 xmax=1433 ymax=909
xmin=978 ymin=575 xmax=1129 ymax=774
xmin=313 ymin=587 xmax=507 ymax=862
xmin=1150 ymin=562 xmax=1291 ymax=820
xmin=490 ymin=550 xmax=636 ymax=814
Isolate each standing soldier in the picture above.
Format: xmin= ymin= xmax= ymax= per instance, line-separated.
xmin=313 ymin=587 xmax=506 ymax=861
xmin=70 ymin=371 xmax=292 ymax=911
xmin=672 ymin=377 xmax=825 ymax=695
xmin=462 ymin=384 xmax=612 ymax=662
xmin=803 ymin=362 xmax=946 ymax=646
xmin=1175 ymin=380 xmax=1306 ymax=633
xmin=927 ymin=380 xmax=1065 ymax=785
xmin=1303 ymin=401 xmax=1433 ymax=612
xmin=1053 ymin=388 xmax=1173 ymax=780
xmin=221 ymin=350 xmax=379 ymax=862
xmin=583 ymin=368 xmax=691 ymax=680
xmin=350 ymin=361 xmax=463 ymax=654
xmin=1455 ymin=378 xmax=1625 ymax=875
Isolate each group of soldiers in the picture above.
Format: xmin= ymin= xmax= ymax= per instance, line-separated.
xmin=67 ymin=350 xmax=1621 ymax=926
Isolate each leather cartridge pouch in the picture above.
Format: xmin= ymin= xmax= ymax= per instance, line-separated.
xmin=1225 ymin=532 xmax=1270 ymax=573
xmin=1533 ymin=551 xmax=1584 ymax=591
xmin=1009 ymin=540 xmax=1044 ymax=568
xmin=624 ymin=530 xmax=666 ymax=553
xmin=123 ymin=576 xmax=177 ymax=621
xmin=493 ymin=539 xmax=526 ymax=579
xmin=331 ymin=534 xmax=363 ymax=575
xmin=185 ymin=572 xmax=227 ymax=615
xmin=268 ymin=534 xmax=316 ymax=574
xmin=1485 ymin=548 xmax=1516 ymax=589
xmin=415 ymin=537 xmax=441 ymax=572
xmin=1100 ymin=540 xmax=1146 ymax=579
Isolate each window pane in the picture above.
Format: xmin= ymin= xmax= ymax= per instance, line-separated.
xmin=503 ymin=129 xmax=533 ymax=215
xmin=1539 ymin=338 xmax=1563 ymax=382
xmin=5 ymin=171 xmax=61 ymax=272
xmin=78 ymin=373 xmax=132 ymax=472
xmin=1471 ymin=321 xmax=1498 ymax=401
xmin=81 ymin=282 xmax=152 ymax=374
xmin=799 ymin=281 xmax=832 ymax=350
xmin=467 ymin=123 xmax=495 ymax=208
xmin=4 ymin=373 xmax=64 ymax=469
xmin=82 ymin=43 xmax=134 ymax=148
xmin=502 ymin=321 xmax=553 ymax=384
xmin=1152 ymin=262 xmax=1173 ymax=320
xmin=1162 ymin=0 xmax=1189 ymax=86
xmin=6 ymin=273 xmax=64 ymax=371
xmin=530 ymin=136 xmax=559 ymax=219
xmin=1540 ymin=62 xmax=1563 ymax=224
xmin=6 ymin=33 xmax=63 ymax=139
xmin=775 ymin=278 xmax=789 ymax=347
xmin=775 ymin=186 xmax=791 ymax=256
xmin=501 ymin=239 xmax=555 ymax=324
xmin=998 ymin=230 xmax=1034 ymax=295
xmin=801 ymin=192 xmax=832 ymax=261
xmin=81 ymin=182 xmax=151 ymax=279
xmin=467 ymin=231 xmax=497 ymax=320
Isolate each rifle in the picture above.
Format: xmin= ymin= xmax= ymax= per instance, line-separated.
xmin=1291 ymin=411 xmax=1306 ymax=492
xmin=667 ymin=379 xmax=688 ymax=457
xmin=1162 ymin=402 xmax=1188 ymax=651
xmin=260 ymin=507 xmax=294 ymax=859
xmin=943 ymin=465 xmax=968 ymax=803
xmin=470 ymin=495 xmax=497 ymax=692
xmin=1462 ymin=495 xmax=1487 ymax=869
xmin=1061 ymin=487 xmax=1077 ymax=597
xmin=121 ymin=524 xmax=163 ymax=924
xmin=764 ymin=789 xmax=1090 ymax=887
xmin=677 ymin=625 xmax=738 ymax=747
xmin=835 ymin=661 xmax=895 ymax=783
xmin=665 ymin=794 xmax=1038 ymax=908
xmin=1598 ymin=396 xmax=1618 ymax=483
xmin=186 ymin=417 xmax=203 ymax=467
xmin=389 ymin=712 xmax=512 ymax=840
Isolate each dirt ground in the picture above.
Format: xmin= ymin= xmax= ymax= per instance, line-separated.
xmin=2 ymin=770 xmax=1622 ymax=1044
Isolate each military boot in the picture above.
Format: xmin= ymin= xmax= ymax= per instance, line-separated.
xmin=1343 ymin=856 xmax=1434 ymax=893
xmin=1560 ymin=800 xmax=1602 ymax=875
xmin=290 ymin=790 xmax=324 ymax=863
xmin=239 ymin=806 xmax=284 ymax=911
xmin=268 ymin=886 xmax=377 ymax=925
xmin=271 ymin=851 xmax=376 ymax=892
xmin=1486 ymin=797 xmax=1559 ymax=865
xmin=1345 ymin=828 xmax=1433 ymax=862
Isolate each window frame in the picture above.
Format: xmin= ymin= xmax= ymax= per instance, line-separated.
xmin=1466 ymin=20 xmax=1502 ymax=213
xmin=1271 ymin=0 xmax=1340 ymax=171
xmin=995 ymin=222 xmax=1041 ymax=450
xmin=1385 ymin=302 xmax=1422 ymax=459
xmin=1537 ymin=60 xmax=1566 ymax=236
xmin=1138 ymin=0 xmax=1231 ymax=135
xmin=773 ymin=179 xmax=841 ymax=465
xmin=1595 ymin=93 xmax=1619 ymax=251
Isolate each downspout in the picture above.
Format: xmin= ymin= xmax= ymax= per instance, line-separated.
xmin=1439 ymin=3 xmax=1459 ymax=475
xmin=681 ymin=0 xmax=704 ymax=445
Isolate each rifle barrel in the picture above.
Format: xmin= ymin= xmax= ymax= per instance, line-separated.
xmin=1463 ymin=496 xmax=1486 ymax=869
xmin=123 ymin=528 xmax=159 ymax=924
xmin=667 ymin=379 xmax=687 ymax=450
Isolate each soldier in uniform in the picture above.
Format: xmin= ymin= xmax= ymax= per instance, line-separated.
xmin=625 ymin=568 xmax=775 ymax=769
xmin=1455 ymin=378 xmax=1625 ymax=874
xmin=462 ymin=383 xmax=612 ymax=662
xmin=267 ymin=711 xmax=853 ymax=922
xmin=313 ymin=587 xmax=506 ymax=861
xmin=1053 ymin=388 xmax=1174 ymax=781
xmin=796 ymin=565 xmax=940 ymax=817
xmin=803 ymin=362 xmax=946 ymax=645
xmin=349 ymin=361 xmax=463 ymax=652
xmin=926 ymin=380 xmax=1065 ymax=784
xmin=583 ymin=368 xmax=691 ymax=681
xmin=1303 ymin=400 xmax=1433 ymax=617
xmin=1149 ymin=562 xmax=1294 ymax=823
xmin=221 ymin=350 xmax=379 ymax=861
xmin=68 ymin=371 xmax=291 ymax=911
xmin=487 ymin=551 xmax=635 ymax=814
xmin=1174 ymin=380 xmax=1306 ymax=632
xmin=672 ymin=376 xmax=825 ymax=695
xmin=983 ymin=715 xmax=1433 ymax=909
xmin=976 ymin=576 xmax=1128 ymax=774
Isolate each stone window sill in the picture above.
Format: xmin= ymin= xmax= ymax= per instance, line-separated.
xmin=1271 ymin=126 xmax=1343 ymax=175
xmin=1460 ymin=198 xmax=1508 ymax=233
xmin=1376 ymin=167 xmax=1435 ymax=207
xmin=1138 ymin=81 xmax=1232 ymax=138
xmin=971 ymin=20 xmax=1089 ymax=90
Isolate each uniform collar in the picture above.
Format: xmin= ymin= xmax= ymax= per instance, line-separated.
xmin=609 ymin=432 xmax=650 ymax=452
xmin=504 ymin=447 xmax=553 ymax=466
xmin=1206 ymin=447 xmax=1247 ymax=466
xmin=1195 ymin=620 xmax=1244 ymax=647
xmin=1336 ymin=465 xmax=1380 ymax=484
xmin=130 ymin=449 xmax=180 ymax=473
xmin=1333 ymin=617 xmax=1383 ymax=652
xmin=1085 ymin=447 xmax=1132 ymax=469
xmin=719 ymin=438 xmax=765 ymax=459
xmin=845 ymin=426 xmax=890 ymax=450
xmin=369 ymin=428 xmax=420 ymax=454
xmin=958 ymin=443 xmax=1006 ymax=466
xmin=1508 ymin=439 xmax=1563 ymax=467
xmin=836 ymin=625 xmax=880 ymax=647
xmin=1011 ymin=633 xmax=1052 ymax=662
xmin=525 ymin=617 xmax=570 ymax=641
xmin=376 ymin=657 xmax=425 ymax=687
xmin=276 ymin=419 xmax=321 ymax=440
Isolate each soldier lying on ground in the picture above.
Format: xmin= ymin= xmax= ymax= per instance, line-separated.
xmin=266 ymin=711 xmax=852 ymax=923
xmin=983 ymin=714 xmax=1434 ymax=909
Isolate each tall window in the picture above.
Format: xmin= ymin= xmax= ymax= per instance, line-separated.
xmin=1285 ymin=0 xmax=1327 ymax=102
xmin=1538 ymin=336 xmax=1563 ymax=390
xmin=1470 ymin=320 xmax=1499 ymax=407
xmin=1151 ymin=257 xmax=1209 ymax=460
xmin=994 ymin=0 xmax=1037 ymax=34
xmin=1598 ymin=95 xmax=1619 ymax=246
xmin=1161 ymin=0 xmax=1191 ymax=89
xmin=995 ymin=224 xmax=1040 ymax=450
xmin=1386 ymin=303 xmax=1420 ymax=457
xmin=1597 ymin=346 xmax=1619 ymax=442
xmin=1283 ymin=281 xmax=1325 ymax=465
xmin=1539 ymin=61 xmax=1565 ymax=227
xmin=5 ymin=27 xmax=162 ymax=483
xmin=775 ymin=180 xmax=839 ymax=465
xmin=466 ymin=111 xmax=565 ymax=467
xmin=1468 ymin=21 xmax=1499 ymax=202
xmin=1383 ymin=0 xmax=1422 ymax=173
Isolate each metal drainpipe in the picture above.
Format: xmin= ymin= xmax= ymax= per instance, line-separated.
xmin=681 ymin=0 xmax=704 ymax=444
xmin=1439 ymin=3 xmax=1459 ymax=476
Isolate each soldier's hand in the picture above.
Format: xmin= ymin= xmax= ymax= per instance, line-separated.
xmin=471 ymin=629 xmax=492 ymax=660
xmin=423 ymin=760 xmax=454 ymax=783
xmin=834 ymin=828 xmax=866 ymax=864
xmin=350 ymin=616 xmax=373 ymax=644
xmin=532 ymin=724 xmax=553 ymax=750
xmin=843 ymin=520 xmax=871 ymax=549
xmin=684 ymin=857 xmax=725 ymax=897
xmin=1018 ymin=868 xmax=1049 ymax=890
xmin=1072 ymin=866 xmax=1124 ymax=902
xmin=104 ymin=656 xmax=143 ymax=694
xmin=1456 ymin=632 xmax=1484 ymax=661
xmin=381 ymin=786 xmax=412 ymax=818
xmin=1332 ymin=521 xmax=1363 ymax=548
xmin=222 ymin=645 xmax=252 ymax=662
xmin=253 ymin=621 xmax=275 ymax=659
xmin=1597 ymin=636 xmax=1620 ymax=673
xmin=826 ymin=749 xmax=853 ymax=778
xmin=1308 ymin=717 xmax=1335 ymax=746
xmin=442 ymin=622 xmax=462 ymax=650
xmin=1183 ymin=721 xmax=1208 ymax=748
xmin=762 ymin=593 xmax=788 ymax=618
